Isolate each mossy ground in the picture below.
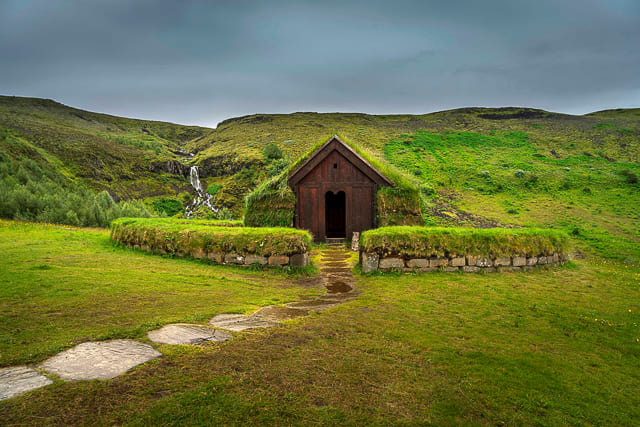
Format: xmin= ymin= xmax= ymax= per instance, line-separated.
xmin=1 ymin=220 xmax=639 ymax=425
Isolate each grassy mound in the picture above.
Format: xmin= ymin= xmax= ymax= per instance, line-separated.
xmin=111 ymin=218 xmax=311 ymax=256
xmin=244 ymin=134 xmax=424 ymax=227
xmin=361 ymin=226 xmax=569 ymax=258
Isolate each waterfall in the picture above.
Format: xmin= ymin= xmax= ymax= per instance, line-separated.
xmin=190 ymin=166 xmax=203 ymax=192
xmin=185 ymin=165 xmax=218 ymax=218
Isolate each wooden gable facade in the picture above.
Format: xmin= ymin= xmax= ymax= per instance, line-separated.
xmin=288 ymin=135 xmax=392 ymax=241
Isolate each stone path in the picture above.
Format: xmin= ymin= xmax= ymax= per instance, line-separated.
xmin=0 ymin=246 xmax=356 ymax=401
xmin=0 ymin=367 xmax=52 ymax=401
xmin=147 ymin=324 xmax=232 ymax=345
xmin=39 ymin=340 xmax=162 ymax=381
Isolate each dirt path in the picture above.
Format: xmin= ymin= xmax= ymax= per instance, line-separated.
xmin=0 ymin=246 xmax=358 ymax=400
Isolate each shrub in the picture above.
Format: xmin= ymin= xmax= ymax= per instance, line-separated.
xmin=152 ymin=198 xmax=183 ymax=216
xmin=207 ymin=183 xmax=222 ymax=195
xmin=620 ymin=169 xmax=638 ymax=184
xmin=262 ymin=143 xmax=284 ymax=161
xmin=110 ymin=218 xmax=310 ymax=256
xmin=361 ymin=226 xmax=569 ymax=258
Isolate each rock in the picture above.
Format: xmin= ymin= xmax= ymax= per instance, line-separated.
xmin=40 ymin=340 xmax=161 ymax=381
xmin=551 ymin=253 xmax=559 ymax=263
xmin=147 ymin=324 xmax=232 ymax=345
xmin=450 ymin=257 xmax=466 ymax=267
xmin=224 ymin=253 xmax=245 ymax=264
xmin=512 ymin=256 xmax=526 ymax=267
xmin=245 ymin=255 xmax=267 ymax=265
xmin=289 ymin=252 xmax=309 ymax=267
xmin=466 ymin=255 xmax=478 ymax=266
xmin=351 ymin=232 xmax=360 ymax=252
xmin=0 ymin=366 xmax=52 ymax=401
xmin=494 ymin=257 xmax=511 ymax=266
xmin=527 ymin=256 xmax=538 ymax=266
xmin=209 ymin=313 xmax=278 ymax=331
xmin=406 ymin=258 xmax=428 ymax=268
xmin=538 ymin=256 xmax=548 ymax=265
xmin=191 ymin=248 xmax=206 ymax=259
xmin=476 ymin=257 xmax=493 ymax=267
xmin=443 ymin=266 xmax=459 ymax=272
xmin=361 ymin=252 xmax=379 ymax=273
xmin=268 ymin=255 xmax=289 ymax=266
xmin=207 ymin=251 xmax=223 ymax=263
xmin=462 ymin=266 xmax=481 ymax=273
xmin=379 ymin=257 xmax=404 ymax=270
xmin=429 ymin=258 xmax=448 ymax=267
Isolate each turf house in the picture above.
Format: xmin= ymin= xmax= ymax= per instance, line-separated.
xmin=244 ymin=135 xmax=424 ymax=241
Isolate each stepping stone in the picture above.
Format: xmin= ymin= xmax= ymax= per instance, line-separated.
xmin=40 ymin=340 xmax=161 ymax=381
xmin=209 ymin=313 xmax=279 ymax=331
xmin=253 ymin=305 xmax=308 ymax=321
xmin=0 ymin=366 xmax=52 ymax=401
xmin=147 ymin=324 xmax=232 ymax=345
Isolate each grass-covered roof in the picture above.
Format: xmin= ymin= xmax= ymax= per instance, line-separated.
xmin=244 ymin=134 xmax=425 ymax=227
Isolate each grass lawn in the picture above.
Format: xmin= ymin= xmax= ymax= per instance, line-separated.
xmin=1 ymin=220 xmax=639 ymax=424
xmin=0 ymin=220 xmax=320 ymax=367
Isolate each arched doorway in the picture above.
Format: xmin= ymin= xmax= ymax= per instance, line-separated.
xmin=325 ymin=191 xmax=345 ymax=238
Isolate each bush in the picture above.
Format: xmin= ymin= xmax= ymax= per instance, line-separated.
xmin=110 ymin=218 xmax=310 ymax=256
xmin=262 ymin=143 xmax=284 ymax=161
xmin=621 ymin=169 xmax=638 ymax=184
xmin=151 ymin=198 xmax=183 ymax=216
xmin=206 ymin=183 xmax=222 ymax=195
xmin=361 ymin=226 xmax=569 ymax=258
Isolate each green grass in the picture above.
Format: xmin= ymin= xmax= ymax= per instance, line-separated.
xmin=0 ymin=220 xmax=320 ymax=367
xmin=111 ymin=217 xmax=311 ymax=256
xmin=384 ymin=130 xmax=640 ymax=262
xmin=361 ymin=226 xmax=569 ymax=258
xmin=1 ymin=220 xmax=639 ymax=424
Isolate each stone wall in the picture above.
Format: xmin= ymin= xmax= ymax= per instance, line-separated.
xmin=361 ymin=252 xmax=566 ymax=273
xmin=125 ymin=242 xmax=310 ymax=268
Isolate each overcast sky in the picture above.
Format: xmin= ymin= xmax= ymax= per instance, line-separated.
xmin=1 ymin=0 xmax=639 ymax=127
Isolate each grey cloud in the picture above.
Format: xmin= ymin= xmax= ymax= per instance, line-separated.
xmin=0 ymin=0 xmax=638 ymax=127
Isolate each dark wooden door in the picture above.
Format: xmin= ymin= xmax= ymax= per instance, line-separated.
xmin=295 ymin=150 xmax=376 ymax=240
xmin=325 ymin=191 xmax=346 ymax=237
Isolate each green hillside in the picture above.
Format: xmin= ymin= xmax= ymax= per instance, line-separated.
xmin=1 ymin=96 xmax=638 ymax=261
xmin=0 ymin=96 xmax=211 ymax=200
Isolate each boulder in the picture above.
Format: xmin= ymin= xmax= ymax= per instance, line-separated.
xmin=245 ymin=255 xmax=267 ymax=265
xmin=450 ymin=257 xmax=466 ymax=267
xmin=289 ymin=253 xmax=309 ymax=267
xmin=207 ymin=251 xmax=223 ymax=263
xmin=494 ymin=257 xmax=511 ymax=266
xmin=406 ymin=258 xmax=428 ymax=268
xmin=268 ymin=255 xmax=289 ymax=266
xmin=361 ymin=252 xmax=379 ymax=273
xmin=225 ymin=253 xmax=245 ymax=264
xmin=429 ymin=258 xmax=448 ymax=267
xmin=466 ymin=255 xmax=479 ymax=266
xmin=476 ymin=257 xmax=493 ymax=267
xmin=379 ymin=257 xmax=404 ymax=270
xmin=512 ymin=256 xmax=526 ymax=267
